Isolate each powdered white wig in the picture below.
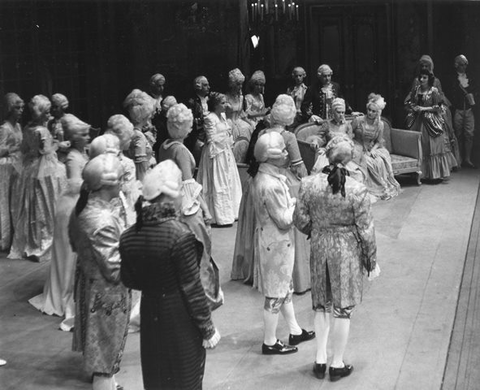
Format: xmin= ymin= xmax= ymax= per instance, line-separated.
xmin=325 ymin=135 xmax=354 ymax=164
xmin=331 ymin=98 xmax=346 ymax=112
xmin=161 ymin=96 xmax=178 ymax=112
xmin=150 ymin=73 xmax=166 ymax=86
xmin=51 ymin=93 xmax=69 ymax=109
xmin=4 ymin=93 xmax=23 ymax=116
xmin=419 ymin=55 xmax=434 ymax=71
xmin=29 ymin=95 xmax=51 ymax=120
xmin=254 ymin=132 xmax=286 ymax=163
xmin=82 ymin=153 xmax=123 ymax=191
xmin=228 ymin=68 xmax=245 ymax=86
xmin=166 ymin=103 xmax=193 ymax=140
xmin=61 ymin=113 xmax=90 ymax=142
xmin=142 ymin=159 xmax=182 ymax=201
xmin=454 ymin=54 xmax=468 ymax=67
xmin=317 ymin=64 xmax=333 ymax=75
xmin=194 ymin=76 xmax=208 ymax=90
xmin=89 ymin=134 xmax=121 ymax=159
xmin=270 ymin=94 xmax=296 ymax=127
xmin=106 ymin=114 xmax=135 ymax=138
xmin=123 ymin=89 xmax=155 ymax=126
xmin=367 ymin=93 xmax=386 ymax=111
xmin=292 ymin=66 xmax=306 ymax=76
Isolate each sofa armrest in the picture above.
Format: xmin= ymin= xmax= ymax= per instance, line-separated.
xmin=391 ymin=128 xmax=422 ymax=160
xmin=295 ymin=123 xmax=324 ymax=142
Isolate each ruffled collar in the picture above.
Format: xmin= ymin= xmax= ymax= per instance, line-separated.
xmin=142 ymin=202 xmax=179 ymax=224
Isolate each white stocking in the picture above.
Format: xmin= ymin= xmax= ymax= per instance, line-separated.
xmin=92 ymin=374 xmax=115 ymax=390
xmin=280 ymin=301 xmax=302 ymax=336
xmin=331 ymin=317 xmax=350 ymax=368
xmin=263 ymin=309 xmax=279 ymax=346
xmin=314 ymin=311 xmax=330 ymax=364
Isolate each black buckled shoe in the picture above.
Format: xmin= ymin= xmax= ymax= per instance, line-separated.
xmin=313 ymin=362 xmax=327 ymax=379
xmin=288 ymin=329 xmax=316 ymax=345
xmin=262 ymin=340 xmax=298 ymax=355
xmin=329 ymin=364 xmax=354 ymax=382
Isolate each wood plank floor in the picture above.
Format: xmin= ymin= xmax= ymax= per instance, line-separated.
xmin=442 ymin=180 xmax=480 ymax=390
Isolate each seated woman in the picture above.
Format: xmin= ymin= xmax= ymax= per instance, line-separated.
xmin=404 ymin=69 xmax=456 ymax=182
xmin=308 ymin=98 xmax=363 ymax=183
xmin=351 ymin=93 xmax=400 ymax=200
xmin=197 ymin=92 xmax=242 ymax=226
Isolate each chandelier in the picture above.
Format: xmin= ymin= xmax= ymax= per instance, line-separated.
xmin=249 ymin=0 xmax=300 ymax=24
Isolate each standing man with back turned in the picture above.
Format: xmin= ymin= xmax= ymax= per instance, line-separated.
xmin=450 ymin=54 xmax=477 ymax=168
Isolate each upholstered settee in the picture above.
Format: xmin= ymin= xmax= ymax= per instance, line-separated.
xmin=294 ymin=118 xmax=423 ymax=185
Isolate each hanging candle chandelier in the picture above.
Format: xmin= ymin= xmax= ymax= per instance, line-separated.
xmin=249 ymin=0 xmax=300 ymax=24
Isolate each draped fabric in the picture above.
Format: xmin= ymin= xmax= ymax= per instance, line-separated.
xmin=120 ymin=213 xmax=215 ymax=390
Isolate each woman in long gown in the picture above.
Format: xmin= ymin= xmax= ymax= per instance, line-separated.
xmin=294 ymin=137 xmax=378 ymax=382
xmin=351 ymin=93 xmax=400 ymax=200
xmin=120 ymin=160 xmax=220 ymax=390
xmin=29 ymin=114 xmax=90 ymax=331
xmin=404 ymin=55 xmax=460 ymax=167
xmin=9 ymin=95 xmax=66 ymax=262
xmin=225 ymin=68 xmax=254 ymax=163
xmin=245 ymin=70 xmax=270 ymax=127
xmin=308 ymin=98 xmax=363 ymax=182
xmin=157 ymin=103 xmax=224 ymax=310
xmin=69 ymin=153 xmax=131 ymax=390
xmin=0 ymin=93 xmax=24 ymax=251
xmin=405 ymin=69 xmax=456 ymax=182
xmin=197 ymin=92 xmax=242 ymax=226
